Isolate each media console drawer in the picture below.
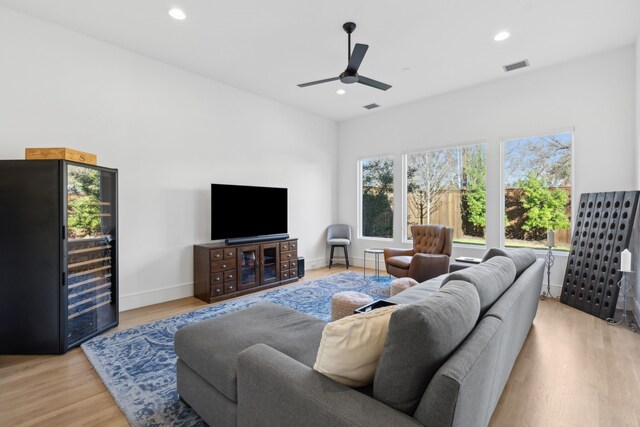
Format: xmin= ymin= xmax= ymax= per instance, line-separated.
xmin=210 ymin=249 xmax=224 ymax=261
xmin=211 ymin=259 xmax=237 ymax=273
xmin=281 ymin=250 xmax=296 ymax=261
xmin=211 ymin=283 xmax=224 ymax=297
xmin=210 ymin=273 xmax=223 ymax=285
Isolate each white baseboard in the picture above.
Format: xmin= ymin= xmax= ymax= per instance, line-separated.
xmin=543 ymin=284 xmax=632 ymax=311
xmin=541 ymin=283 xmax=564 ymax=299
xmin=351 ymin=256 xmax=385 ymax=270
xmin=119 ymin=258 xmax=329 ymax=311
xmin=303 ymin=257 xmax=328 ymax=270
xmin=119 ymin=282 xmax=194 ymax=311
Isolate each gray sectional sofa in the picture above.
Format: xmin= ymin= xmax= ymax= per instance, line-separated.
xmin=175 ymin=248 xmax=544 ymax=427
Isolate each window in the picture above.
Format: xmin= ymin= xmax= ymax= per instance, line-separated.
xmin=405 ymin=144 xmax=486 ymax=245
xmin=359 ymin=157 xmax=394 ymax=239
xmin=503 ymin=132 xmax=572 ymax=250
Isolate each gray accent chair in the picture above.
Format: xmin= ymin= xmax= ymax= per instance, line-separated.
xmin=327 ymin=224 xmax=351 ymax=269
xmin=175 ymin=248 xmax=544 ymax=427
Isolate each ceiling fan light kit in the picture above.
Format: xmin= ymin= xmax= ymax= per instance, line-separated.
xmin=298 ymin=22 xmax=392 ymax=91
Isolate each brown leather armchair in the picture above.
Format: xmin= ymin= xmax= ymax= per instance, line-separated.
xmin=384 ymin=225 xmax=453 ymax=283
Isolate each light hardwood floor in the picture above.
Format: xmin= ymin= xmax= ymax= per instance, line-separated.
xmin=1 ymin=266 xmax=639 ymax=427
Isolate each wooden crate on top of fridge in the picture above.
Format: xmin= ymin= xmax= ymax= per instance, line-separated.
xmin=25 ymin=147 xmax=97 ymax=165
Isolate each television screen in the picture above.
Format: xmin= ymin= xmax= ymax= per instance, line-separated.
xmin=211 ymin=184 xmax=288 ymax=240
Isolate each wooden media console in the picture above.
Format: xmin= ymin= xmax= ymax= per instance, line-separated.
xmin=194 ymin=238 xmax=299 ymax=303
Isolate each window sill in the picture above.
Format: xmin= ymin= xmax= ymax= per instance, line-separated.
xmin=358 ymin=236 xmax=394 ymax=242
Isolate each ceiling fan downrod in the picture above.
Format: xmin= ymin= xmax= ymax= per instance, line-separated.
xmin=343 ymin=22 xmax=356 ymax=61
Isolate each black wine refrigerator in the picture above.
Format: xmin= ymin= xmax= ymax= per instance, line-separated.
xmin=0 ymin=160 xmax=118 ymax=354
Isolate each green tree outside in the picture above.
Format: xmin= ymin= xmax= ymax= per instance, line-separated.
xmin=68 ymin=166 xmax=102 ymax=238
xmin=517 ymin=173 xmax=571 ymax=241
xmin=460 ymin=146 xmax=486 ymax=237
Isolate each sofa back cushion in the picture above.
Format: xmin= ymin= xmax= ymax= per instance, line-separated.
xmin=441 ymin=256 xmax=516 ymax=316
xmin=481 ymin=247 xmax=536 ymax=278
xmin=483 ymin=259 xmax=545 ymax=409
xmin=414 ymin=316 xmax=503 ymax=427
xmin=373 ymin=281 xmax=480 ymax=415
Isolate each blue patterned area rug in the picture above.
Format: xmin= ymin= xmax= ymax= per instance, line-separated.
xmin=82 ymin=271 xmax=391 ymax=426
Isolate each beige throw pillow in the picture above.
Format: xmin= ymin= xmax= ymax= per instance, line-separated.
xmin=313 ymin=305 xmax=400 ymax=387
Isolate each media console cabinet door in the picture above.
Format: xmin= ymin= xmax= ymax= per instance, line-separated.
xmin=260 ymin=242 xmax=280 ymax=285
xmin=237 ymin=245 xmax=259 ymax=290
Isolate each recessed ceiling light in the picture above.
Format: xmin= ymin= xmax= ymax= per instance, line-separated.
xmin=336 ymin=89 xmax=346 ymax=95
xmin=494 ymin=31 xmax=510 ymax=41
xmin=168 ymin=8 xmax=186 ymax=20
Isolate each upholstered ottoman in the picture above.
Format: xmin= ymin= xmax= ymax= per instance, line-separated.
xmin=174 ymin=302 xmax=325 ymax=426
xmin=331 ymin=291 xmax=374 ymax=321
xmin=390 ymin=278 xmax=420 ymax=296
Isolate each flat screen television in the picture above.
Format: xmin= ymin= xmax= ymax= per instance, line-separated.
xmin=211 ymin=184 xmax=288 ymax=240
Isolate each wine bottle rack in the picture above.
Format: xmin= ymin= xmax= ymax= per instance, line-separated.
xmin=67 ymin=237 xmax=114 ymax=336
xmin=560 ymin=191 xmax=639 ymax=319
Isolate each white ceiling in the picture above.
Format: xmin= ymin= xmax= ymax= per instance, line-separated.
xmin=1 ymin=0 xmax=639 ymax=121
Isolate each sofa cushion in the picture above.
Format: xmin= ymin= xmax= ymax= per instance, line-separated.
xmin=481 ymin=247 xmax=536 ymax=278
xmin=441 ymin=256 xmax=516 ymax=316
xmin=174 ymin=302 xmax=325 ymax=402
xmin=314 ymin=305 xmax=401 ymax=387
xmin=373 ymin=281 xmax=480 ymax=415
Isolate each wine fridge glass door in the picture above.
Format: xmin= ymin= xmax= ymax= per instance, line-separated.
xmin=65 ymin=164 xmax=117 ymax=347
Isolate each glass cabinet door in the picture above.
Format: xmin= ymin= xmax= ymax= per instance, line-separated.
xmin=261 ymin=243 xmax=280 ymax=284
xmin=65 ymin=164 xmax=117 ymax=346
xmin=238 ymin=245 xmax=259 ymax=290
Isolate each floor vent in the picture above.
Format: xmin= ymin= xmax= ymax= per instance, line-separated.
xmin=503 ymin=60 xmax=529 ymax=72
xmin=363 ymin=103 xmax=380 ymax=110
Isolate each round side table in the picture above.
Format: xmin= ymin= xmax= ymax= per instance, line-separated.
xmin=363 ymin=248 xmax=385 ymax=278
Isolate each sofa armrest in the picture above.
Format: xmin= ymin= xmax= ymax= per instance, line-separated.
xmin=409 ymin=253 xmax=450 ymax=283
xmin=237 ymin=343 xmax=422 ymax=427
xmin=384 ymin=247 xmax=414 ymax=259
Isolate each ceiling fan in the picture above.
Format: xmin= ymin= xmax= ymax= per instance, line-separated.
xmin=298 ymin=22 xmax=392 ymax=91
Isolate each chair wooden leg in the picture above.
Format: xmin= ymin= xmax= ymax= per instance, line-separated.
xmin=329 ymin=245 xmax=335 ymax=268
xmin=344 ymin=246 xmax=350 ymax=269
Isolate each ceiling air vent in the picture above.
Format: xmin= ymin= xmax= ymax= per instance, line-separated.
xmin=503 ymin=60 xmax=529 ymax=72
xmin=363 ymin=103 xmax=380 ymax=110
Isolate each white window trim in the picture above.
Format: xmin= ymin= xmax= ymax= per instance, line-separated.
xmin=357 ymin=154 xmax=395 ymax=240
xmin=499 ymin=127 xmax=575 ymax=254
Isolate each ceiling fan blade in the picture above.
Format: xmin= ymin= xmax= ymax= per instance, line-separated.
xmin=297 ymin=77 xmax=340 ymax=88
xmin=346 ymin=43 xmax=369 ymax=73
xmin=357 ymin=75 xmax=392 ymax=91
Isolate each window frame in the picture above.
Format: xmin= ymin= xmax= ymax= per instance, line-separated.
xmin=499 ymin=128 xmax=575 ymax=253
xmin=357 ymin=154 xmax=395 ymax=241
xmin=401 ymin=141 xmax=488 ymax=247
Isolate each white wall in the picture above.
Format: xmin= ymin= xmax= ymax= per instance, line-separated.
xmin=635 ymin=36 xmax=640 ymax=322
xmin=0 ymin=7 xmax=338 ymax=310
xmin=338 ymin=46 xmax=637 ymax=297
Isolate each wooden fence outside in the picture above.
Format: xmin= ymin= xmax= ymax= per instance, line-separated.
xmin=407 ymin=187 xmax=572 ymax=244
